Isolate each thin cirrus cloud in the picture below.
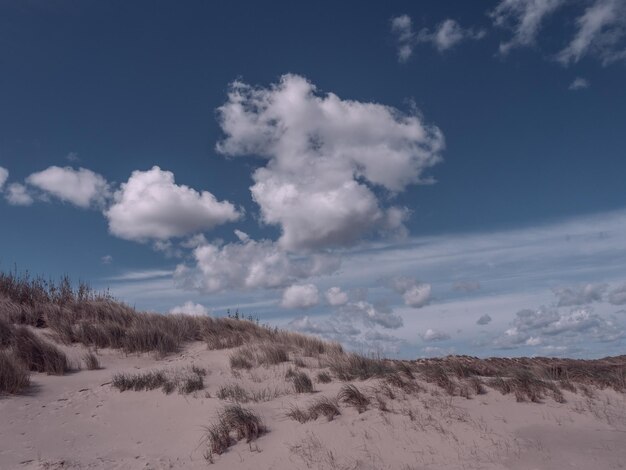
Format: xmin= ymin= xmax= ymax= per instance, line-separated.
xmin=490 ymin=0 xmax=565 ymax=55
xmin=216 ymin=73 xmax=444 ymax=252
xmin=569 ymin=77 xmax=590 ymax=90
xmin=391 ymin=15 xmax=485 ymax=62
xmin=557 ymin=0 xmax=626 ymax=65
xmin=26 ymin=166 xmax=110 ymax=209
xmin=104 ymin=166 xmax=241 ymax=242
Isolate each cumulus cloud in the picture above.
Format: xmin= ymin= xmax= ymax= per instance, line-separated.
xmin=5 ymin=183 xmax=34 ymax=206
xmin=105 ymin=166 xmax=241 ymax=242
xmin=553 ymin=283 xmax=607 ymax=307
xmin=390 ymin=277 xmax=432 ymax=308
xmin=490 ymin=0 xmax=565 ymax=55
xmin=569 ymin=77 xmax=590 ymax=90
xmin=0 ymin=167 xmax=8 ymax=190
xmin=477 ymin=314 xmax=492 ymax=325
xmin=421 ymin=328 xmax=451 ymax=342
xmin=216 ymin=74 xmax=443 ymax=251
xmin=281 ymin=284 xmax=320 ymax=309
xmin=288 ymin=315 xmax=361 ymax=337
xmin=175 ymin=232 xmax=340 ymax=293
xmin=325 ymin=287 xmax=349 ymax=306
xmin=101 ymin=255 xmax=113 ymax=264
xmin=169 ymin=301 xmax=210 ymax=316
xmin=493 ymin=307 xmax=623 ymax=349
xmin=608 ymin=283 xmax=626 ymax=305
xmin=557 ymin=0 xmax=626 ymax=65
xmin=391 ymin=15 xmax=485 ymax=61
xmin=25 ymin=166 xmax=110 ymax=209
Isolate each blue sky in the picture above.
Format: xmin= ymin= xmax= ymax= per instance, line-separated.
xmin=1 ymin=0 xmax=625 ymax=358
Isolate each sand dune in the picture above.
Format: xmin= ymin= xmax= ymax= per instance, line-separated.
xmin=2 ymin=336 xmax=625 ymax=470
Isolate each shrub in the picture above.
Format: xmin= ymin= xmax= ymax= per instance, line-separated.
xmin=83 ymin=352 xmax=100 ymax=370
xmin=291 ymin=371 xmax=314 ymax=393
xmin=13 ymin=327 xmax=69 ymax=375
xmin=0 ymin=350 xmax=30 ymax=394
xmin=337 ymin=384 xmax=369 ymax=413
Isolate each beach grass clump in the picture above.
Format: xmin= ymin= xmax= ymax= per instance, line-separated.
xmin=337 ymin=384 xmax=369 ymax=413
xmin=0 ymin=350 xmax=30 ymax=394
xmin=204 ymin=404 xmax=266 ymax=457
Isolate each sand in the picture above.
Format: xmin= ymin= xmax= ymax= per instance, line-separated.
xmin=1 ymin=338 xmax=625 ymax=470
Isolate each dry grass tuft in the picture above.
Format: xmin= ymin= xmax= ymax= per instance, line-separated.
xmin=0 ymin=350 xmax=30 ymax=394
xmin=112 ymin=366 xmax=205 ymax=395
xmin=290 ymin=370 xmax=314 ymax=393
xmin=316 ymin=371 xmax=332 ymax=383
xmin=13 ymin=327 xmax=69 ymax=375
xmin=83 ymin=352 xmax=100 ymax=370
xmin=204 ymin=405 xmax=266 ymax=458
xmin=337 ymin=384 xmax=370 ymax=413
xmin=326 ymin=352 xmax=394 ymax=381
xmin=286 ymin=396 xmax=341 ymax=423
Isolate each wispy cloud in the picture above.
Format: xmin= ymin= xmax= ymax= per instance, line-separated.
xmin=391 ymin=15 xmax=485 ymax=62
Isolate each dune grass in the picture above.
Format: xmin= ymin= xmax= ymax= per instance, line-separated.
xmin=203 ymin=404 xmax=266 ymax=459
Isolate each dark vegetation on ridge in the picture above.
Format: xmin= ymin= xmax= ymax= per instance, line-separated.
xmin=1 ymin=269 xmax=625 ymax=402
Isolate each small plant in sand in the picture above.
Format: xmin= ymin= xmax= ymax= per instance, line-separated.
xmin=337 ymin=384 xmax=370 ymax=413
xmin=286 ymin=396 xmax=341 ymax=423
xmin=203 ymin=404 xmax=266 ymax=460
xmin=112 ymin=366 xmax=206 ymax=395
xmin=316 ymin=371 xmax=332 ymax=383
xmin=290 ymin=370 xmax=314 ymax=393
xmin=83 ymin=352 xmax=100 ymax=370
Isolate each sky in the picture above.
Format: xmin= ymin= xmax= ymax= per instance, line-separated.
xmin=1 ymin=0 xmax=625 ymax=359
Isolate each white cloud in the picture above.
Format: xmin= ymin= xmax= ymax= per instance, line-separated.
xmin=569 ymin=77 xmax=590 ymax=90
xmin=281 ymin=284 xmax=319 ymax=309
xmin=553 ymin=283 xmax=607 ymax=307
xmin=105 ymin=166 xmax=241 ymax=242
xmin=477 ymin=314 xmax=492 ymax=325
xmin=493 ymin=306 xmax=623 ymax=349
xmin=421 ymin=328 xmax=451 ymax=342
xmin=391 ymin=15 xmax=414 ymax=62
xmin=101 ymin=255 xmax=113 ymax=264
xmin=390 ymin=277 xmax=432 ymax=308
xmin=0 ymin=167 xmax=8 ymax=190
xmin=175 ymin=233 xmax=340 ymax=293
xmin=490 ymin=0 xmax=565 ymax=55
xmin=216 ymin=74 xmax=443 ymax=251
xmin=325 ymin=286 xmax=349 ymax=306
xmin=558 ymin=0 xmax=626 ymax=65
xmin=608 ymin=283 xmax=626 ymax=305
xmin=26 ymin=166 xmax=109 ymax=209
xmin=5 ymin=183 xmax=34 ymax=206
xmin=169 ymin=301 xmax=210 ymax=316
xmin=391 ymin=15 xmax=485 ymax=61
xmin=340 ymin=301 xmax=403 ymax=329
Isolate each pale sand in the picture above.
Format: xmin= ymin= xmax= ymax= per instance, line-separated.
xmin=1 ymin=339 xmax=625 ymax=469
